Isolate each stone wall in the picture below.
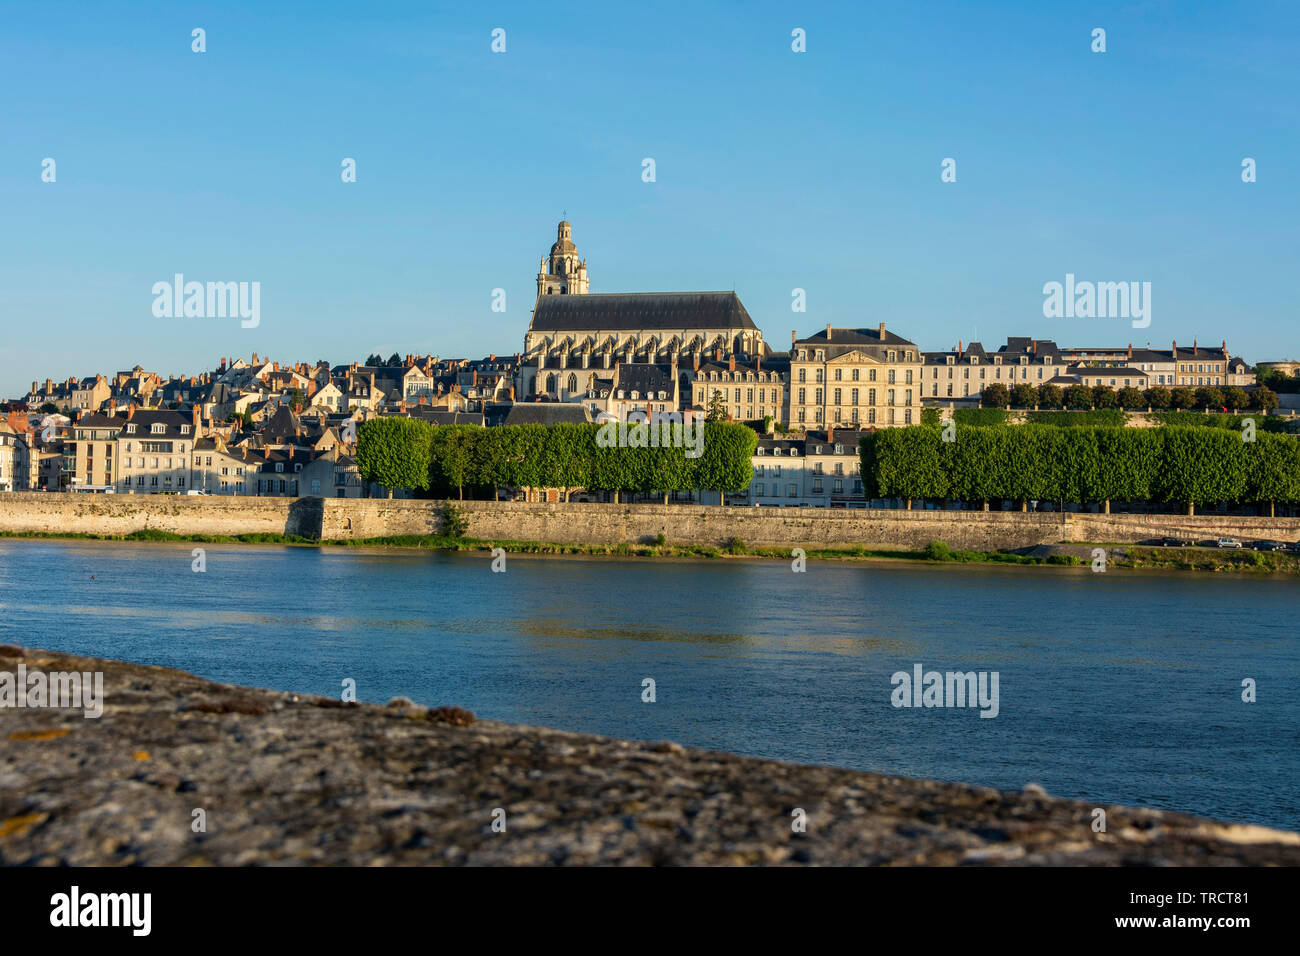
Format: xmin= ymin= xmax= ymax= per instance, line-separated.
xmin=420 ymin=501 xmax=1300 ymax=549
xmin=0 ymin=492 xmax=318 ymax=538
xmin=2 ymin=492 xmax=1298 ymax=549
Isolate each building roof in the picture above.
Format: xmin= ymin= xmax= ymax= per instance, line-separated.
xmin=795 ymin=326 xmax=917 ymax=349
xmin=503 ymin=404 xmax=593 ymax=426
xmin=530 ymin=292 xmax=757 ymax=333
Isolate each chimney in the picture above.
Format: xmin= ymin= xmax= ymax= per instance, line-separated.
xmin=878 ymin=322 xmax=886 ymax=338
xmin=693 ymin=353 xmax=700 ymax=372
xmin=728 ymin=354 xmax=736 ymax=372
xmin=1032 ymin=340 xmax=1038 ymax=356
xmin=489 ymin=354 xmax=496 ymax=362
xmin=792 ymin=330 xmax=797 ymax=346
xmin=191 ymin=403 xmax=201 ymax=431
xmin=1193 ymin=339 xmax=1198 ymax=356
xmin=958 ymin=340 xmax=963 ymax=358
xmin=1172 ymin=340 xmax=1177 ymax=356
xmin=826 ymin=324 xmax=832 ymax=340
xmin=126 ymin=404 xmax=136 ymax=420
xmin=509 ymin=386 xmax=515 ymax=401
xmin=827 ymin=425 xmax=834 ymax=443
xmin=756 ymin=353 xmax=762 ymax=371
xmin=716 ymin=348 xmax=723 ymax=362
xmin=1127 ymin=343 xmax=1132 ymax=359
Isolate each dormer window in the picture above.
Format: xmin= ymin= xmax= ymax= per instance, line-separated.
xmin=790 ymin=448 xmax=799 ymax=456
xmin=151 ymin=423 xmax=165 ymax=434
xmin=946 ymin=356 xmax=954 ymax=365
xmin=275 ymin=463 xmax=284 ymax=473
xmin=126 ymin=424 xmax=136 ymax=434
xmin=180 ymin=425 xmax=190 ymax=434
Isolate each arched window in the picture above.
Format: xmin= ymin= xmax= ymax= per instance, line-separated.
xmin=567 ymin=374 xmax=577 ymax=394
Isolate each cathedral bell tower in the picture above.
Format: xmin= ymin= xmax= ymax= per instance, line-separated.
xmin=537 ymin=220 xmax=589 ymax=297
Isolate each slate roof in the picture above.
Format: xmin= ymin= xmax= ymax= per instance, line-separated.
xmin=530 ymin=292 xmax=757 ymax=333
xmin=503 ymin=404 xmax=593 ymax=426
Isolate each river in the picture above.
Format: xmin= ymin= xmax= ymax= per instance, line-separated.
xmin=1 ymin=539 xmax=1296 ymax=830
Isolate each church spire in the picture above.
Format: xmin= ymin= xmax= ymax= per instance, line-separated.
xmin=537 ymin=220 xmax=589 ymax=297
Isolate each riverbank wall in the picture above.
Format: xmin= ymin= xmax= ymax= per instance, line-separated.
xmin=1 ymin=492 xmax=1299 ymax=550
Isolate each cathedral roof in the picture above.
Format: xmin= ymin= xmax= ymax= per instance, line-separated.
xmin=530 ymin=292 xmax=758 ymax=333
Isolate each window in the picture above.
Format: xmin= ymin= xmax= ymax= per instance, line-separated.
xmin=788 ymin=483 xmax=797 ymax=498
xmin=756 ymin=483 xmax=765 ymax=496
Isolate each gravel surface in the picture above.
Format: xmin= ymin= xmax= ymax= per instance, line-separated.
xmin=2 ymin=644 xmax=1297 ymax=866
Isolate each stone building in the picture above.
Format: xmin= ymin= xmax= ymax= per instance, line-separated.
xmin=691 ymin=353 xmax=789 ymax=424
xmin=789 ymin=325 xmax=922 ymax=428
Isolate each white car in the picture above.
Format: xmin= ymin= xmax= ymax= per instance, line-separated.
xmin=1216 ymin=538 xmax=1242 ymax=549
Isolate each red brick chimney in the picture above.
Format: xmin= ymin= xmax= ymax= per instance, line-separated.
xmin=728 ymin=355 xmax=736 ymax=372
xmin=878 ymin=322 xmax=886 ymax=338
xmin=756 ymin=353 xmax=762 ymax=371
xmin=792 ymin=330 xmax=797 ymax=346
xmin=191 ymin=403 xmax=201 ymax=431
xmin=827 ymin=425 xmax=834 ymax=443
xmin=1193 ymin=339 xmax=1198 ymax=356
xmin=1127 ymin=342 xmax=1132 ymax=359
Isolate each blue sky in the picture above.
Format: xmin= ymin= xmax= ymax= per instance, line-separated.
xmin=2 ymin=0 xmax=1297 ymax=398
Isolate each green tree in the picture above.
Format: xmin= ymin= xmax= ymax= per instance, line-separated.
xmin=981 ymin=383 xmax=1009 ymax=408
xmin=1223 ymin=386 xmax=1249 ymax=411
xmin=1195 ymin=386 xmax=1225 ymax=410
xmin=705 ymin=390 xmax=728 ymax=422
xmin=1143 ymin=386 xmax=1171 ymax=410
xmin=1169 ymin=387 xmax=1196 ymax=409
xmin=356 ymin=417 xmax=431 ymax=497
xmin=695 ymin=422 xmax=757 ymax=504
xmin=1064 ymin=384 xmax=1092 ymax=410
xmin=1092 ymin=385 xmax=1118 ymax=409
xmin=1036 ymin=383 xmax=1063 ymax=409
xmin=429 ymin=425 xmax=480 ymax=499
xmin=1252 ymin=387 xmax=1279 ymax=411
xmin=1116 ymin=386 xmax=1145 ymax=409
xmin=1010 ymin=383 xmax=1036 ymax=408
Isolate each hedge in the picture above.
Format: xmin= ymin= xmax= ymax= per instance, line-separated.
xmin=860 ymin=424 xmax=1300 ymax=509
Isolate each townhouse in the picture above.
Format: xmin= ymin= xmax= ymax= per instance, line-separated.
xmin=742 ymin=428 xmax=868 ymax=508
xmin=691 ymin=353 xmax=789 ymax=424
xmin=789 ymin=325 xmax=922 ymax=428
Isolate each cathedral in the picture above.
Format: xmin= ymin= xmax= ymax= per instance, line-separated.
xmin=518 ymin=221 xmax=767 ymax=410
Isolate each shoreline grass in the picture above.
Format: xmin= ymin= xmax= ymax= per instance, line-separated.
xmin=5 ymin=527 xmax=1299 ymax=573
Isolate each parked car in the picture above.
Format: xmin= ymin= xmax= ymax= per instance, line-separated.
xmin=1158 ymin=537 xmax=1187 ymax=547
xmin=1249 ymin=540 xmax=1287 ymax=552
xmin=1216 ymin=538 xmax=1243 ymax=549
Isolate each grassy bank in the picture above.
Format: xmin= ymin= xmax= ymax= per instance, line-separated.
xmin=0 ymin=527 xmax=1080 ymax=567
xmin=8 ymin=527 xmax=1300 ymax=573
